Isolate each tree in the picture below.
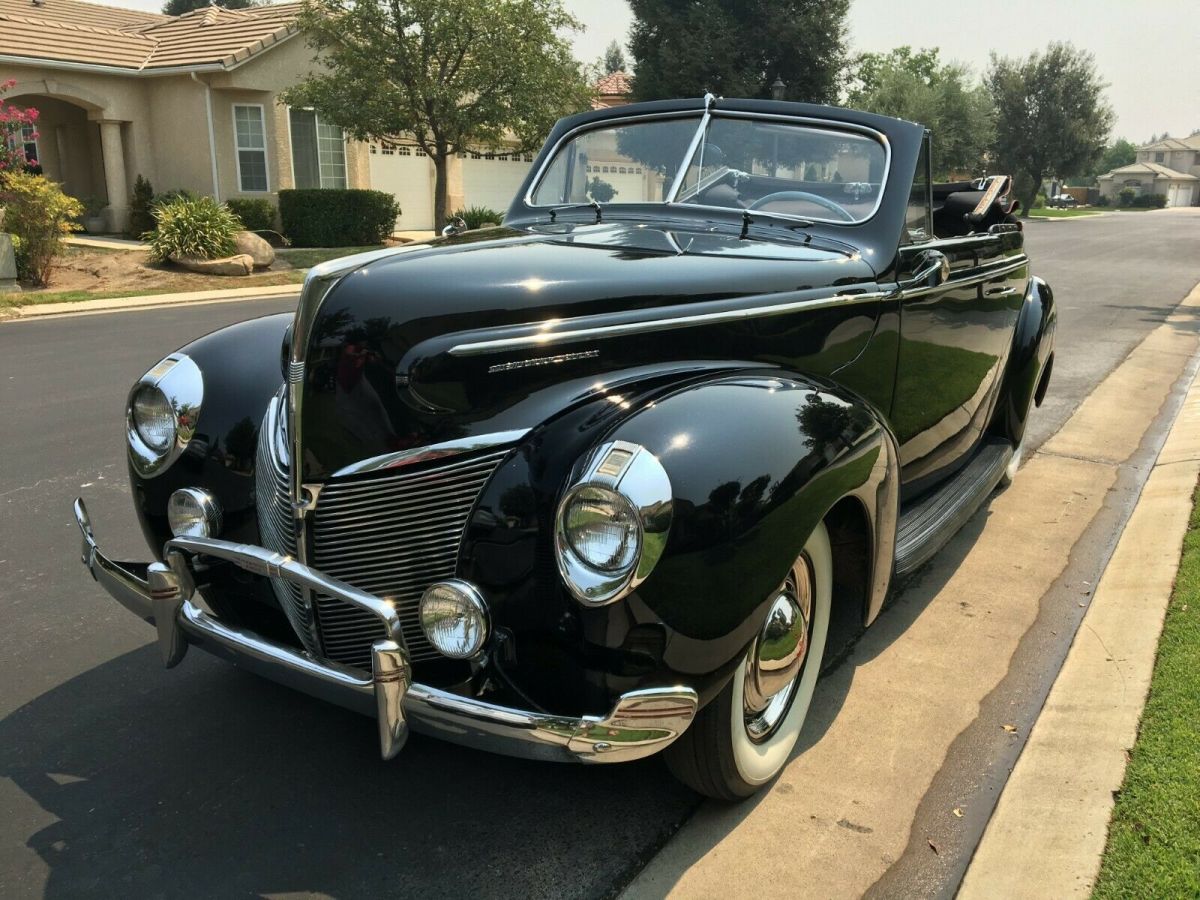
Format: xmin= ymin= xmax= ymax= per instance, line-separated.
xmin=986 ymin=43 xmax=1113 ymax=216
xmin=1091 ymin=138 xmax=1136 ymax=176
xmin=284 ymin=0 xmax=592 ymax=229
xmin=0 ymin=79 xmax=39 ymax=176
xmin=602 ymin=40 xmax=626 ymax=75
xmin=163 ymin=0 xmax=256 ymax=15
xmin=846 ymin=47 xmax=993 ymax=179
xmin=629 ymin=0 xmax=848 ymax=104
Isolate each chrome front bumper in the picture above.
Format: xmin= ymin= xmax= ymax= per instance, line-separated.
xmin=73 ymin=498 xmax=697 ymax=763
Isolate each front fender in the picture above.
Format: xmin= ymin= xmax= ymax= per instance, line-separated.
xmin=130 ymin=313 xmax=291 ymax=556
xmin=993 ymin=276 xmax=1056 ymax=445
xmin=463 ymin=370 xmax=899 ymax=713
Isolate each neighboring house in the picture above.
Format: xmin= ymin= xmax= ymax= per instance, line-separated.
xmin=592 ymin=71 xmax=633 ymax=109
xmin=1097 ymin=135 xmax=1200 ymax=207
xmin=0 ymin=0 xmax=634 ymax=232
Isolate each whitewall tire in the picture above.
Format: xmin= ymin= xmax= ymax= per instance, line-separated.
xmin=665 ymin=521 xmax=832 ymax=800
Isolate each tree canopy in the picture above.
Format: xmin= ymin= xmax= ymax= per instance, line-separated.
xmin=602 ymin=40 xmax=627 ymax=75
xmin=284 ymin=0 xmax=592 ymax=228
xmin=986 ymin=43 xmax=1113 ymax=215
xmin=163 ymin=0 xmax=256 ymax=16
xmin=846 ymin=46 xmax=993 ymax=179
xmin=628 ymin=0 xmax=848 ymax=104
xmin=1093 ymin=138 xmax=1137 ymax=176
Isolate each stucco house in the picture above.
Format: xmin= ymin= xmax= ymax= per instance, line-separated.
xmin=1 ymin=0 xmax=635 ymax=232
xmin=1097 ymin=135 xmax=1200 ymax=208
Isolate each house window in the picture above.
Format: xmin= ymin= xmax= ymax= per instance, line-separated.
xmin=288 ymin=108 xmax=347 ymax=189
xmin=1154 ymin=152 xmax=1164 ymax=163
xmin=6 ymin=123 xmax=38 ymax=163
xmin=233 ymin=105 xmax=269 ymax=192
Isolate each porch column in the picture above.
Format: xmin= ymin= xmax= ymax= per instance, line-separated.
xmin=99 ymin=120 xmax=129 ymax=233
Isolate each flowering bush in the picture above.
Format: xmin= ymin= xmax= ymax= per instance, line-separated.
xmin=0 ymin=80 xmax=40 ymax=175
xmin=0 ymin=171 xmax=82 ymax=285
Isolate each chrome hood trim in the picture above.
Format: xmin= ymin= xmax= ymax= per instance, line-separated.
xmin=331 ymin=430 xmax=530 ymax=478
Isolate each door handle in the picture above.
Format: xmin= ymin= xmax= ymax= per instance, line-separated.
xmin=985 ymin=286 xmax=1020 ymax=298
xmin=900 ymin=249 xmax=950 ymax=291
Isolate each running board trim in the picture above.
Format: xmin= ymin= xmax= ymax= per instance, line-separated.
xmin=895 ymin=440 xmax=1012 ymax=576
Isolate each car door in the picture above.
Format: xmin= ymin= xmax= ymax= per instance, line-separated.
xmin=888 ymin=139 xmax=1027 ymax=498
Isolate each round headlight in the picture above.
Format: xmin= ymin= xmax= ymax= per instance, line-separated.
xmin=132 ymin=385 xmax=176 ymax=452
xmin=562 ymin=485 xmax=641 ymax=572
xmin=419 ymin=580 xmax=489 ymax=659
xmin=167 ymin=488 xmax=222 ymax=538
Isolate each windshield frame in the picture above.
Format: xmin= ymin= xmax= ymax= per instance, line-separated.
xmin=523 ymin=108 xmax=893 ymax=228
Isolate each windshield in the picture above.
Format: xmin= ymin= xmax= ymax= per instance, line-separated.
xmin=529 ymin=113 xmax=888 ymax=225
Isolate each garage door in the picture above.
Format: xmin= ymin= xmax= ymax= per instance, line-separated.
xmin=1167 ymin=183 xmax=1195 ymax=208
xmin=462 ymin=152 xmax=533 ymax=215
xmin=368 ymin=142 xmax=434 ymax=231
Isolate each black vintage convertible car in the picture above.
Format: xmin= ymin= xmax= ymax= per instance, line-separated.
xmin=74 ymin=96 xmax=1054 ymax=799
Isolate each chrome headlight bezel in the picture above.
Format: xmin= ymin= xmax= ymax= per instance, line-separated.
xmin=126 ymin=353 xmax=203 ymax=478
xmin=555 ymin=440 xmax=673 ymax=606
xmin=167 ymin=487 xmax=223 ymax=538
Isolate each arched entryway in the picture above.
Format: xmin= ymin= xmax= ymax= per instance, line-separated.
xmin=5 ymin=80 xmax=132 ymax=232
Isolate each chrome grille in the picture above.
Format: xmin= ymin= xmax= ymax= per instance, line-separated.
xmin=311 ymin=450 xmax=508 ymax=668
xmin=255 ymin=396 xmax=320 ymax=655
xmin=255 ymin=395 xmax=508 ymax=671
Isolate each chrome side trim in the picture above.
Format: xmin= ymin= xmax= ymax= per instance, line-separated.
xmin=331 ymin=429 xmax=529 ymax=478
xmin=73 ymin=498 xmax=697 ymax=764
xmin=126 ymin=353 xmax=204 ymax=479
xmin=899 ymin=255 xmax=1029 ymax=301
xmin=448 ymin=289 xmax=887 ymax=357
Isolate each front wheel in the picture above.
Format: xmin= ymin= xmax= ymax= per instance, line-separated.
xmin=665 ymin=521 xmax=832 ymax=800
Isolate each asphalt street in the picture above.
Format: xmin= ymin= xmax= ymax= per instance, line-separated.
xmin=1 ymin=208 xmax=1198 ymax=899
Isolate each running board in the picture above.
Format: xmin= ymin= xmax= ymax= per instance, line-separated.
xmin=895 ymin=440 xmax=1013 ymax=576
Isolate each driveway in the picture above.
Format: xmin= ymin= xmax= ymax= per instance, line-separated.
xmin=1 ymin=208 xmax=1198 ymax=898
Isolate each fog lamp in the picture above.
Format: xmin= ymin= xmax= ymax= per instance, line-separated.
xmin=419 ymin=580 xmax=490 ymax=659
xmin=167 ymin=488 xmax=222 ymax=538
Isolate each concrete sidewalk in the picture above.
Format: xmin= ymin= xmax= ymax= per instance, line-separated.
xmin=960 ymin=324 xmax=1200 ymax=896
xmin=1 ymin=282 xmax=301 ymax=321
xmin=623 ymin=281 xmax=1200 ymax=899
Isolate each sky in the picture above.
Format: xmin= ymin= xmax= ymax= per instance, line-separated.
xmin=91 ymin=0 xmax=1198 ymax=143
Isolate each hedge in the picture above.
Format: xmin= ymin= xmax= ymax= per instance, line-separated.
xmin=278 ymin=188 xmax=400 ymax=247
xmin=226 ymin=197 xmax=277 ymax=232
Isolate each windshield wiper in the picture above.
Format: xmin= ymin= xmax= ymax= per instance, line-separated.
xmin=549 ymin=199 xmax=602 ymax=224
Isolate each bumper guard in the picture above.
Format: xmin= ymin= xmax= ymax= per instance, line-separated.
xmin=73 ymin=498 xmax=697 ymax=764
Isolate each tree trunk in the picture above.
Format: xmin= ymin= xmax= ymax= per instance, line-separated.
xmin=1020 ymin=170 xmax=1042 ymax=219
xmin=433 ymin=151 xmax=449 ymax=232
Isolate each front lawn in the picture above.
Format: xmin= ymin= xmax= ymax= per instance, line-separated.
xmin=1 ymin=243 xmax=385 ymax=309
xmin=1027 ymin=207 xmax=1102 ymax=218
xmin=1093 ymin=478 xmax=1200 ymax=897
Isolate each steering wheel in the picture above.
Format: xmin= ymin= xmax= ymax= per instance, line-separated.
xmin=748 ymin=191 xmax=854 ymax=222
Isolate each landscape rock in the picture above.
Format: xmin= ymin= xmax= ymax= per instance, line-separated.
xmin=234 ymin=230 xmax=275 ymax=268
xmin=169 ymin=253 xmax=254 ymax=276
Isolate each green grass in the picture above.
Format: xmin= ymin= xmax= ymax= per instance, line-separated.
xmin=1027 ymin=207 xmax=1102 ymax=218
xmin=1093 ymin=479 xmax=1200 ymax=898
xmin=0 ymin=271 xmax=305 ymax=309
xmin=275 ymin=245 xmax=384 ymax=269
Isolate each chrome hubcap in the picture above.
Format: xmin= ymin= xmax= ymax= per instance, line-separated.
xmin=743 ymin=553 xmax=814 ymax=743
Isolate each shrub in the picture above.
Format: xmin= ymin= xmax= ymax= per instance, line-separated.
xmin=0 ymin=171 xmax=82 ymax=286
xmin=1095 ymin=194 xmax=1110 ymax=207
xmin=587 ymin=177 xmax=616 ymax=203
xmin=1118 ymin=188 xmax=1136 ymax=207
xmin=451 ymin=205 xmax=503 ymax=230
xmin=278 ymin=188 xmax=399 ymax=247
xmin=128 ymin=174 xmax=156 ymax=237
xmin=226 ymin=197 xmax=276 ymax=232
xmin=10 ymin=233 xmax=29 ymax=281
xmin=1146 ymin=193 xmax=1168 ymax=209
xmin=153 ymin=188 xmax=198 ymax=209
xmin=145 ymin=194 xmax=240 ymax=262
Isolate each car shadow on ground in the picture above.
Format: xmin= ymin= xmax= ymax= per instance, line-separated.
xmin=0 ymin=642 xmax=697 ymax=899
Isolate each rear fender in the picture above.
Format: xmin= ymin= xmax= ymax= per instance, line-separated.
xmin=993 ymin=276 xmax=1056 ymax=445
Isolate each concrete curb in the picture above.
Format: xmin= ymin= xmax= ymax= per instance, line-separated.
xmin=959 ymin=297 xmax=1200 ymax=896
xmin=2 ymin=282 xmax=301 ymax=322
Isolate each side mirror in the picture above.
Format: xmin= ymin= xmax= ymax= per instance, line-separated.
xmin=903 ymin=249 xmax=950 ymax=290
xmin=441 ymin=217 xmax=468 ymax=237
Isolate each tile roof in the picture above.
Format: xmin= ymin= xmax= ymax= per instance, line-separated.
xmin=0 ymin=0 xmax=302 ymax=72
xmin=1139 ymin=135 xmax=1200 ymax=151
xmin=594 ymin=71 xmax=632 ymax=96
xmin=1100 ymin=161 xmax=1197 ymax=180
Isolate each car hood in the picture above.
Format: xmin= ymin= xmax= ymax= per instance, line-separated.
xmin=293 ymin=222 xmax=881 ymax=480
